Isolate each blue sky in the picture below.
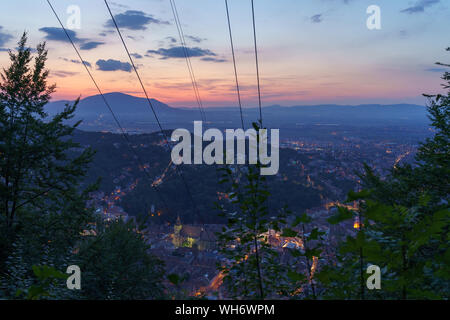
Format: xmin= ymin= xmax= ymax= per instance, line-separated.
xmin=0 ymin=0 xmax=449 ymax=107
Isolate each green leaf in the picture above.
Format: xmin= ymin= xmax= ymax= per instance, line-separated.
xmin=287 ymin=270 xmax=306 ymax=282
xmin=327 ymin=206 xmax=354 ymax=224
xmin=304 ymin=248 xmax=322 ymax=259
xmin=27 ymin=285 xmax=47 ymax=300
xmin=288 ymin=248 xmax=304 ymax=257
xmin=293 ymin=213 xmax=311 ymax=226
xmin=309 ymin=228 xmax=324 ymax=240
xmin=32 ymin=265 xmax=67 ymax=280
xmin=167 ymin=273 xmax=180 ymax=286
xmin=364 ymin=201 xmax=392 ymax=221
xmin=346 ymin=189 xmax=371 ymax=201
xmin=281 ymin=228 xmax=298 ymax=237
xmin=355 ymin=230 xmax=366 ymax=247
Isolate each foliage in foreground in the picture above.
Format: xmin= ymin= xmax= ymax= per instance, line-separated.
xmin=318 ymin=47 xmax=449 ymax=300
xmin=217 ymin=48 xmax=449 ymax=300
xmin=0 ymin=33 xmax=165 ymax=300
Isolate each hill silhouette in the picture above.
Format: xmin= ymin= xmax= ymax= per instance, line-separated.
xmin=46 ymin=92 xmax=429 ymax=132
xmin=47 ymin=92 xmax=179 ymax=116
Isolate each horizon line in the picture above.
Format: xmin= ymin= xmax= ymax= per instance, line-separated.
xmin=48 ymin=91 xmax=427 ymax=109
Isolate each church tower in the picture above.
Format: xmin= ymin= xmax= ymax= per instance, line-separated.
xmin=173 ymin=215 xmax=183 ymax=247
xmin=174 ymin=215 xmax=182 ymax=234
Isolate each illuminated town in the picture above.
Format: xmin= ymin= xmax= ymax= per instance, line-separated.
xmin=81 ymin=128 xmax=419 ymax=297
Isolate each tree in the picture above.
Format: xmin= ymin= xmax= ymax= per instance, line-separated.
xmin=0 ymin=34 xmax=95 ymax=255
xmin=282 ymin=212 xmax=326 ymax=299
xmin=75 ymin=219 xmax=165 ymax=300
xmin=216 ymin=122 xmax=293 ymax=299
xmin=320 ymin=47 xmax=450 ymax=299
xmin=0 ymin=32 xmax=96 ymax=287
xmin=0 ymin=34 xmax=166 ymax=300
xmin=362 ymin=47 xmax=449 ymax=299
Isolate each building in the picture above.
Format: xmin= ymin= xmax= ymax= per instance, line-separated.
xmin=172 ymin=216 xmax=219 ymax=251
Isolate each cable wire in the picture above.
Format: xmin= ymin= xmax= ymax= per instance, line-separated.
xmin=169 ymin=0 xmax=206 ymax=123
xmin=169 ymin=0 xmax=230 ymax=222
xmin=225 ymin=0 xmax=245 ymax=130
xmin=46 ymin=0 xmax=171 ymax=217
xmin=251 ymin=0 xmax=263 ymax=126
xmin=104 ymin=0 xmax=199 ymax=215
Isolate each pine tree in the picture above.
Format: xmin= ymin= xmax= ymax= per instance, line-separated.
xmin=75 ymin=219 xmax=165 ymax=300
xmin=0 ymin=33 xmax=167 ymax=300
xmin=321 ymin=47 xmax=450 ymax=299
xmin=0 ymin=33 xmax=96 ymax=278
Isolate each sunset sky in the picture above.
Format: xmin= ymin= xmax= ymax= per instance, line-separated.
xmin=1 ymin=0 xmax=449 ymax=107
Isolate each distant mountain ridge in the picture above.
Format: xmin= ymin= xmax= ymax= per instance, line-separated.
xmin=45 ymin=92 xmax=429 ymax=131
xmin=47 ymin=92 xmax=179 ymax=115
xmin=48 ymin=92 xmax=426 ymax=112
